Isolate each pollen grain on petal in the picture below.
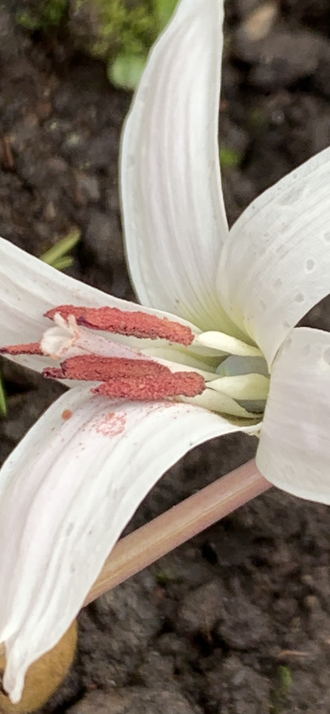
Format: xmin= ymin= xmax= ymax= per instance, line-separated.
xmin=89 ymin=411 xmax=127 ymax=437
xmin=0 ymin=341 xmax=43 ymax=355
xmin=92 ymin=372 xmax=205 ymax=400
xmin=62 ymin=409 xmax=73 ymax=420
xmin=45 ymin=305 xmax=194 ymax=346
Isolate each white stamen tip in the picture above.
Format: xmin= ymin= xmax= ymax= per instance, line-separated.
xmin=195 ymin=331 xmax=262 ymax=357
xmin=209 ymin=374 xmax=270 ymax=401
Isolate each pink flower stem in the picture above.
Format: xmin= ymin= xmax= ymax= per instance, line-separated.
xmin=85 ymin=459 xmax=271 ymax=605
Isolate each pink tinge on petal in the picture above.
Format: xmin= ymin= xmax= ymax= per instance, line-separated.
xmin=0 ymin=342 xmax=43 ymax=356
xmin=93 ymin=372 xmax=205 ymax=400
xmin=45 ymin=305 xmax=195 ymax=346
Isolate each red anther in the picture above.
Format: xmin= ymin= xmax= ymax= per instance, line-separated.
xmin=51 ymin=355 xmax=170 ymax=382
xmin=42 ymin=354 xmax=205 ymax=399
xmin=45 ymin=305 xmax=194 ymax=346
xmin=0 ymin=342 xmax=42 ymax=356
xmin=92 ymin=372 xmax=205 ymax=401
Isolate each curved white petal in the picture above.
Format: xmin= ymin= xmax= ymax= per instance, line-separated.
xmin=257 ymin=327 xmax=330 ymax=502
xmin=0 ymin=385 xmax=251 ymax=703
xmin=121 ymin=0 xmax=237 ymax=333
xmin=218 ymin=148 xmax=330 ymax=365
xmin=0 ymin=237 xmax=199 ymax=373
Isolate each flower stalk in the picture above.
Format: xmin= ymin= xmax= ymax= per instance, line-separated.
xmin=85 ymin=458 xmax=271 ymax=605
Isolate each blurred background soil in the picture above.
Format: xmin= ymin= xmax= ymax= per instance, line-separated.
xmin=1 ymin=0 xmax=330 ymax=711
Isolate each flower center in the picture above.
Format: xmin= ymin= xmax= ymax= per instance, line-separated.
xmin=1 ymin=306 xmax=204 ymax=402
xmin=1 ymin=305 xmax=269 ymax=420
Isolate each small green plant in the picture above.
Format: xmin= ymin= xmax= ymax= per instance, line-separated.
xmin=109 ymin=54 xmax=147 ymax=91
xmin=108 ymin=0 xmax=178 ymax=89
xmin=16 ymin=0 xmax=67 ymax=30
xmin=16 ymin=0 xmax=178 ymax=90
xmin=220 ymin=147 xmax=242 ymax=169
xmin=270 ymin=665 xmax=293 ymax=713
xmin=154 ymin=0 xmax=177 ymax=26
xmin=0 ymin=372 xmax=7 ymax=416
xmin=154 ymin=566 xmax=182 ymax=585
xmin=40 ymin=229 xmax=81 ymax=270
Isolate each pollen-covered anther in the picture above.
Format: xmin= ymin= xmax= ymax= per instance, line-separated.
xmin=93 ymin=372 xmax=205 ymax=400
xmin=43 ymin=355 xmax=172 ymax=381
xmin=42 ymin=354 xmax=205 ymax=399
xmin=0 ymin=342 xmax=43 ymax=356
xmin=45 ymin=305 xmax=194 ymax=346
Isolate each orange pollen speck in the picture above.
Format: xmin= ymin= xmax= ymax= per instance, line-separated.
xmin=62 ymin=409 xmax=73 ymax=420
xmin=44 ymin=305 xmax=194 ymax=346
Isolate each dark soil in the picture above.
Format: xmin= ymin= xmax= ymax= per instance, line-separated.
xmin=1 ymin=0 xmax=330 ymax=712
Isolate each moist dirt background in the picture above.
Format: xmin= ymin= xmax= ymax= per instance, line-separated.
xmin=1 ymin=0 xmax=330 ymax=712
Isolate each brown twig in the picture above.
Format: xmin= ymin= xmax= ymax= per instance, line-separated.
xmin=85 ymin=458 xmax=271 ymax=605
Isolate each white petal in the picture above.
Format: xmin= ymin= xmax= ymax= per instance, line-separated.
xmin=0 ymin=385 xmax=250 ymax=703
xmin=218 ymin=148 xmax=330 ymax=365
xmin=0 ymin=237 xmax=199 ymax=372
xmin=257 ymin=327 xmax=330 ymax=502
xmin=121 ymin=0 xmax=238 ymax=334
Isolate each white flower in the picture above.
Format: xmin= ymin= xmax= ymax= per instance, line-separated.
xmin=1 ymin=0 xmax=330 ymax=702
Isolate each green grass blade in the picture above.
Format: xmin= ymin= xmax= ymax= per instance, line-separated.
xmin=0 ymin=372 xmax=7 ymax=416
xmin=40 ymin=229 xmax=81 ymax=267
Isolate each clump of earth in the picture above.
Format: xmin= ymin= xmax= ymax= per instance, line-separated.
xmin=1 ymin=1 xmax=330 ymax=712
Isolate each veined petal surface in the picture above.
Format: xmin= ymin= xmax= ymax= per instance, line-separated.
xmin=257 ymin=327 xmax=330 ymax=503
xmin=121 ymin=0 xmax=238 ymax=334
xmin=0 ymin=237 xmax=199 ymax=373
xmin=218 ymin=149 xmax=330 ymax=365
xmin=0 ymin=385 xmax=250 ymax=703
